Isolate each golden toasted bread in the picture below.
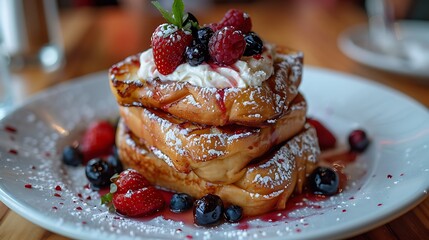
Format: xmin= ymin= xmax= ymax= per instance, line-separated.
xmin=119 ymin=94 xmax=307 ymax=184
xmin=116 ymin=119 xmax=320 ymax=216
xmin=109 ymin=47 xmax=303 ymax=127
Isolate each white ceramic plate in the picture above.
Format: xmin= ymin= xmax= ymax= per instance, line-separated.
xmin=0 ymin=68 xmax=428 ymax=240
xmin=338 ymin=20 xmax=429 ymax=78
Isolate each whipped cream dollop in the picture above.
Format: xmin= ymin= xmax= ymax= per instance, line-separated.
xmin=137 ymin=44 xmax=276 ymax=88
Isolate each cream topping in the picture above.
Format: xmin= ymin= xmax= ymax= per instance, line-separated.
xmin=137 ymin=44 xmax=276 ymax=88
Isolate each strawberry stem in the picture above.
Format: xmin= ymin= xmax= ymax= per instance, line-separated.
xmin=172 ymin=0 xmax=184 ymax=28
xmin=101 ymin=192 xmax=113 ymax=205
xmin=152 ymin=0 xmax=186 ymax=29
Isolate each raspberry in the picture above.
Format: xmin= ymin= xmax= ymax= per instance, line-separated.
xmin=204 ymin=23 xmax=220 ymax=32
xmin=208 ymin=26 xmax=246 ymax=66
xmin=219 ymin=9 xmax=252 ymax=33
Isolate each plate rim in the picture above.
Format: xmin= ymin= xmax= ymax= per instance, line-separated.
xmin=338 ymin=20 xmax=429 ymax=78
xmin=0 ymin=67 xmax=428 ymax=240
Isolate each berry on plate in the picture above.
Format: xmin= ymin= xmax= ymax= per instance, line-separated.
xmin=85 ymin=158 xmax=115 ymax=190
xmin=80 ymin=120 xmax=116 ymax=163
xmin=113 ymin=186 xmax=165 ymax=217
xmin=209 ymin=26 xmax=246 ymax=66
xmin=62 ymin=144 xmax=83 ymax=166
xmin=170 ymin=193 xmax=193 ymax=212
xmin=193 ymin=194 xmax=224 ymax=226
xmin=348 ymin=129 xmax=370 ymax=153
xmin=101 ymin=169 xmax=164 ymax=217
xmin=112 ymin=169 xmax=150 ymax=194
xmin=308 ymin=167 xmax=339 ymax=196
xmin=224 ymin=205 xmax=243 ymax=223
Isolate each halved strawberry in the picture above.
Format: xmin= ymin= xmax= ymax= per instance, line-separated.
xmin=112 ymin=186 xmax=165 ymax=217
xmin=307 ymin=118 xmax=337 ymax=150
xmin=80 ymin=120 xmax=116 ymax=163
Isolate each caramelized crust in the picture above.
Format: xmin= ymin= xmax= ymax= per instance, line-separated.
xmin=109 ymin=47 xmax=303 ymax=127
xmin=120 ymin=94 xmax=307 ymax=184
xmin=117 ymin=119 xmax=320 ymax=216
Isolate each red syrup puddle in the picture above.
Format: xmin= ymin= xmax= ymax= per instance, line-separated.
xmin=249 ymin=193 xmax=327 ymax=224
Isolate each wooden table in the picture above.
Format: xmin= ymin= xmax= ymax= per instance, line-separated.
xmin=1 ymin=1 xmax=428 ymax=239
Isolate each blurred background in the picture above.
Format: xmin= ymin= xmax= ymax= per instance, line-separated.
xmin=0 ymin=0 xmax=428 ymax=111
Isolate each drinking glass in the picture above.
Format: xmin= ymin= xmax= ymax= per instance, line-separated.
xmin=0 ymin=51 xmax=13 ymax=120
xmin=0 ymin=0 xmax=64 ymax=71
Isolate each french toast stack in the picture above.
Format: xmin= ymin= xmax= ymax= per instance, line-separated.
xmin=109 ymin=47 xmax=320 ymax=216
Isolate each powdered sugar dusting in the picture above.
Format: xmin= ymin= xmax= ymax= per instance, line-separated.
xmin=0 ymin=72 xmax=396 ymax=240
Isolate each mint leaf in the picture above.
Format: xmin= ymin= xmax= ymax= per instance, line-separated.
xmin=172 ymin=0 xmax=185 ymax=28
xmin=152 ymin=1 xmax=175 ymax=24
xmin=101 ymin=192 xmax=113 ymax=205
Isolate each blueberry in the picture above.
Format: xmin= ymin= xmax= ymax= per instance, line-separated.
xmin=185 ymin=41 xmax=208 ymax=66
xmin=308 ymin=167 xmax=339 ymax=196
xmin=62 ymin=145 xmax=83 ymax=166
xmin=107 ymin=153 xmax=123 ymax=174
xmin=224 ymin=205 xmax=243 ymax=223
xmin=348 ymin=129 xmax=370 ymax=153
xmin=170 ymin=193 xmax=193 ymax=212
xmin=197 ymin=27 xmax=214 ymax=46
xmin=85 ymin=158 xmax=115 ymax=190
xmin=243 ymin=32 xmax=263 ymax=56
xmin=193 ymin=194 xmax=224 ymax=226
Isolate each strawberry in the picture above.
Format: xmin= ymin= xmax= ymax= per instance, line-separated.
xmin=80 ymin=120 xmax=116 ymax=163
xmin=101 ymin=169 xmax=164 ymax=217
xmin=113 ymin=186 xmax=165 ymax=217
xmin=151 ymin=24 xmax=192 ymax=75
xmin=112 ymin=169 xmax=151 ymax=194
xmin=151 ymin=0 xmax=195 ymax=75
xmin=307 ymin=118 xmax=337 ymax=150
xmin=219 ymin=9 xmax=252 ymax=33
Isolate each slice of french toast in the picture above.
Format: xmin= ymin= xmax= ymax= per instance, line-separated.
xmin=109 ymin=47 xmax=303 ymax=127
xmin=119 ymin=94 xmax=307 ymax=184
xmin=116 ymin=119 xmax=320 ymax=216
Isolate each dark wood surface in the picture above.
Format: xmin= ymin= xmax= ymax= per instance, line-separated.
xmin=1 ymin=1 xmax=428 ymax=239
